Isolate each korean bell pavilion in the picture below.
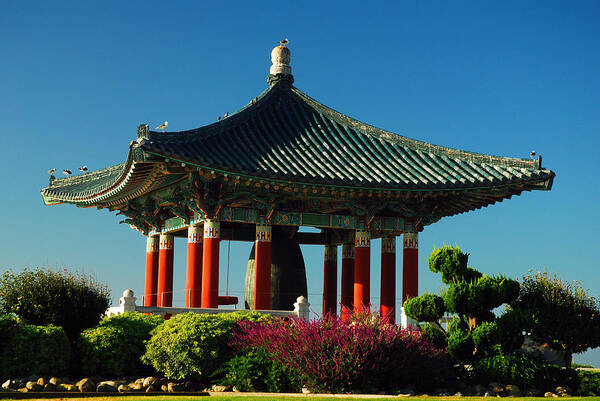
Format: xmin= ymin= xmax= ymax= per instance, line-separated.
xmin=41 ymin=42 xmax=555 ymax=323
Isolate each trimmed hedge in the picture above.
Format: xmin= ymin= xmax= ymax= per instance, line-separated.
xmin=0 ymin=316 xmax=70 ymax=379
xmin=78 ymin=312 xmax=164 ymax=377
xmin=142 ymin=311 xmax=271 ymax=380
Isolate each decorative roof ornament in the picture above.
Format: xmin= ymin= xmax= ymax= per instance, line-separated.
xmin=268 ymin=39 xmax=294 ymax=86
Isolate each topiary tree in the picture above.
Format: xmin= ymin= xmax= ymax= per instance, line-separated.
xmin=403 ymin=246 xmax=522 ymax=362
xmin=512 ymin=270 xmax=600 ymax=367
xmin=0 ymin=268 xmax=110 ymax=341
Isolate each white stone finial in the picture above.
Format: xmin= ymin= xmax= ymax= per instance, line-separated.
xmin=270 ymin=44 xmax=292 ymax=76
xmin=120 ymin=289 xmax=137 ymax=313
xmin=293 ymin=295 xmax=310 ymax=320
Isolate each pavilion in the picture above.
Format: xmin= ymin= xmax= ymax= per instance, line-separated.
xmin=41 ymin=43 xmax=555 ymax=323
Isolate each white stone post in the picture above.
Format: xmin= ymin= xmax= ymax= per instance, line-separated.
xmin=120 ymin=289 xmax=137 ymax=313
xmin=293 ymin=296 xmax=310 ymax=320
xmin=400 ymin=307 xmax=419 ymax=330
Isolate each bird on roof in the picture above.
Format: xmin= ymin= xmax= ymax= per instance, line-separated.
xmin=530 ymin=150 xmax=536 ymax=159
xmin=218 ymin=116 xmax=221 ymax=122
xmin=224 ymin=112 xmax=229 ymax=118
xmin=47 ymin=168 xmax=56 ymax=174
xmin=155 ymin=121 xmax=168 ymax=131
xmin=49 ymin=175 xmax=55 ymax=186
xmin=79 ymin=165 xmax=88 ymax=173
xmin=280 ymin=38 xmax=289 ymax=46
xmin=63 ymin=169 xmax=72 ymax=175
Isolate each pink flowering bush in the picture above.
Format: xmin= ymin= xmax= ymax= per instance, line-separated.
xmin=232 ymin=312 xmax=454 ymax=393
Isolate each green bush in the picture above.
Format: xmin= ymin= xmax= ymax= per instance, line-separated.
xmin=472 ymin=322 xmax=499 ymax=355
xmin=142 ymin=311 xmax=271 ymax=380
xmin=577 ymin=370 xmax=600 ymax=396
xmin=78 ymin=312 xmax=163 ymax=377
xmin=447 ymin=327 xmax=474 ymax=362
xmin=473 ymin=352 xmax=577 ymax=390
xmin=0 ymin=268 xmax=110 ymax=341
xmin=420 ymin=322 xmax=447 ymax=349
xmin=403 ymin=293 xmax=445 ymax=322
xmin=0 ymin=321 xmax=70 ymax=379
xmin=219 ymin=348 xmax=298 ymax=392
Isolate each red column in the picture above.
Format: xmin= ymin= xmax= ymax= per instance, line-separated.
xmin=254 ymin=224 xmax=272 ymax=310
xmin=144 ymin=236 xmax=159 ymax=307
xmin=157 ymin=234 xmax=174 ymax=307
xmin=380 ymin=236 xmax=396 ymax=324
xmin=201 ymin=219 xmax=220 ymax=308
xmin=322 ymin=245 xmax=338 ymax=316
xmin=354 ymin=230 xmax=371 ymax=313
xmin=402 ymin=232 xmax=419 ymax=304
xmin=186 ymin=225 xmax=203 ymax=307
xmin=340 ymin=243 xmax=355 ymax=322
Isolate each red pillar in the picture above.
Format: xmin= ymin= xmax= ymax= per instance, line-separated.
xmin=402 ymin=232 xmax=419 ymax=304
xmin=340 ymin=243 xmax=355 ymax=322
xmin=144 ymin=236 xmax=159 ymax=307
xmin=186 ymin=225 xmax=203 ymax=307
xmin=322 ymin=245 xmax=338 ymax=316
xmin=157 ymin=234 xmax=174 ymax=307
xmin=254 ymin=224 xmax=272 ymax=310
xmin=201 ymin=219 xmax=220 ymax=308
xmin=353 ymin=230 xmax=371 ymax=313
xmin=380 ymin=236 xmax=396 ymax=324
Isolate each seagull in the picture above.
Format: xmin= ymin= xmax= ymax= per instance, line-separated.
xmin=79 ymin=165 xmax=88 ymax=173
xmin=280 ymin=38 xmax=289 ymax=46
xmin=47 ymin=168 xmax=56 ymax=174
xmin=155 ymin=121 xmax=168 ymax=131
xmin=49 ymin=175 xmax=55 ymax=186
xmin=530 ymin=150 xmax=536 ymax=159
xmin=63 ymin=169 xmax=72 ymax=175
xmin=223 ymin=112 xmax=229 ymax=118
xmin=217 ymin=116 xmax=221 ymax=122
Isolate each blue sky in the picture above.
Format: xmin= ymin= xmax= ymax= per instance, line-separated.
xmin=1 ymin=1 xmax=599 ymax=364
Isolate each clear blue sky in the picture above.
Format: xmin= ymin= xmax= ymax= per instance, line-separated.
xmin=1 ymin=1 xmax=599 ymax=364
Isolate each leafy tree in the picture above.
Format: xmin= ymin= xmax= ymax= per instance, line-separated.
xmin=512 ymin=270 xmax=600 ymax=367
xmin=0 ymin=268 xmax=110 ymax=341
xmin=403 ymin=246 xmax=521 ymax=361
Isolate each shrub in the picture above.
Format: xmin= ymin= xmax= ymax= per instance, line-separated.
xmin=219 ymin=348 xmax=298 ymax=392
xmin=403 ymin=293 xmax=445 ymax=322
xmin=577 ymin=370 xmax=600 ymax=396
xmin=472 ymin=322 xmax=500 ymax=355
xmin=78 ymin=312 xmax=163 ymax=377
xmin=0 ymin=268 xmax=110 ymax=341
xmin=420 ymin=322 xmax=447 ymax=349
xmin=232 ymin=313 xmax=455 ymax=393
xmin=447 ymin=326 xmax=474 ymax=362
xmin=142 ymin=311 xmax=270 ymax=380
xmin=0 ymin=321 xmax=70 ymax=379
xmin=473 ymin=352 xmax=578 ymax=391
xmin=512 ymin=270 xmax=600 ymax=367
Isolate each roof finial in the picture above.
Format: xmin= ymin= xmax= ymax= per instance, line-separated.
xmin=268 ymin=39 xmax=293 ymax=86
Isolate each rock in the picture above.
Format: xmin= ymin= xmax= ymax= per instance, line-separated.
xmin=555 ymin=386 xmax=569 ymax=396
xmin=77 ymin=378 xmax=96 ymax=392
xmin=118 ymin=384 xmax=129 ymax=393
xmin=396 ymin=387 xmax=416 ymax=396
xmin=135 ymin=378 xmax=145 ymax=385
xmin=484 ymin=391 xmax=492 ymax=397
xmin=474 ymin=384 xmax=487 ymax=395
xmin=168 ymin=382 xmax=186 ymax=392
xmin=146 ymin=384 xmax=160 ymax=392
xmin=211 ymin=384 xmax=227 ymax=392
xmin=454 ymin=392 xmax=463 ymax=397
xmin=232 ymin=386 xmax=240 ymax=392
xmin=505 ymin=384 xmax=521 ymax=397
xmin=489 ymin=382 xmax=504 ymax=394
xmin=57 ymin=383 xmax=78 ymax=392
xmin=301 ymin=387 xmax=311 ymax=394
xmin=49 ymin=377 xmax=62 ymax=386
xmin=43 ymin=383 xmax=56 ymax=392
xmin=545 ymin=392 xmax=559 ymax=398
xmin=26 ymin=381 xmax=42 ymax=391
xmin=143 ymin=376 xmax=158 ymax=388
xmin=36 ymin=378 xmax=46 ymax=386
xmin=128 ymin=382 xmax=144 ymax=391
xmin=18 ymin=387 xmax=28 ymax=393
xmin=97 ymin=381 xmax=118 ymax=392
xmin=2 ymin=380 xmax=18 ymax=390
xmin=161 ymin=384 xmax=168 ymax=392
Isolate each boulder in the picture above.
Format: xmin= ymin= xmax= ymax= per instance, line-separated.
xmin=301 ymin=387 xmax=311 ymax=394
xmin=161 ymin=384 xmax=168 ymax=392
xmin=57 ymin=383 xmax=77 ymax=392
xmin=135 ymin=378 xmax=145 ymax=385
xmin=211 ymin=384 xmax=227 ymax=392
xmin=489 ymin=382 xmax=504 ymax=395
xmin=43 ymin=383 xmax=56 ymax=392
xmin=97 ymin=381 xmax=118 ymax=392
xmin=36 ymin=378 xmax=46 ymax=387
xmin=473 ymin=384 xmax=486 ymax=395
xmin=49 ymin=377 xmax=62 ymax=386
xmin=545 ymin=392 xmax=559 ymax=398
xmin=396 ymin=388 xmax=415 ymax=396
xmin=2 ymin=380 xmax=18 ymax=391
xmin=25 ymin=381 xmax=42 ymax=391
xmin=555 ymin=386 xmax=569 ymax=396
xmin=454 ymin=392 xmax=463 ymax=397
xmin=168 ymin=382 xmax=186 ymax=392
xmin=128 ymin=382 xmax=144 ymax=391
xmin=505 ymin=384 xmax=521 ymax=397
xmin=143 ymin=376 xmax=158 ymax=388
xmin=76 ymin=378 xmax=96 ymax=392
xmin=118 ymin=384 xmax=129 ymax=393
xmin=146 ymin=384 xmax=160 ymax=392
